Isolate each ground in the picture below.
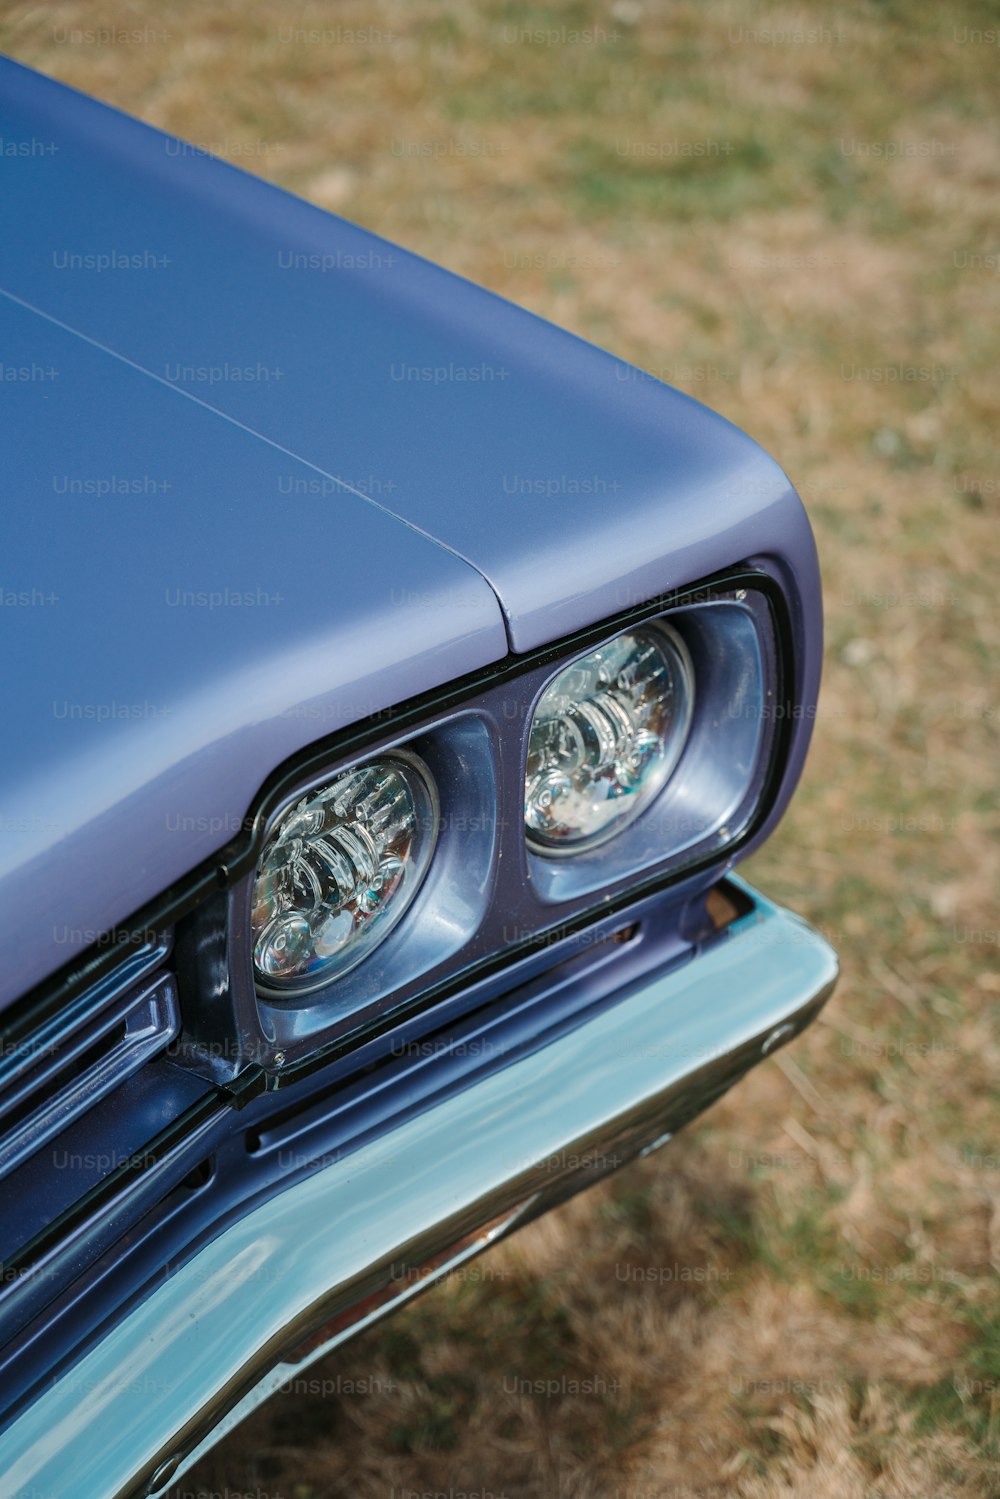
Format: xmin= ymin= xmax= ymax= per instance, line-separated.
xmin=2 ymin=1 xmax=997 ymax=1495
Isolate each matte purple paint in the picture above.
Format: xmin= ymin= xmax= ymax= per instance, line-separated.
xmin=0 ymin=57 xmax=822 ymax=1008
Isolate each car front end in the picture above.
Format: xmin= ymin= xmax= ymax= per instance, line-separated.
xmin=0 ymin=56 xmax=836 ymax=1498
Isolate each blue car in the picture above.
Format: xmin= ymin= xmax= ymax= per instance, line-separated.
xmin=0 ymin=56 xmax=837 ymax=1497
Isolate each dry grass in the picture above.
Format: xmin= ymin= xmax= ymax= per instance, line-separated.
xmin=2 ymin=0 xmax=998 ymax=1494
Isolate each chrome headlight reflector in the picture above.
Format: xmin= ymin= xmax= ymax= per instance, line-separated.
xmin=525 ymin=623 xmax=694 ymax=853
xmin=252 ymin=753 xmax=438 ymax=994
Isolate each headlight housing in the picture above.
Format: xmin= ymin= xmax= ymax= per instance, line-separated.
xmin=525 ymin=623 xmax=694 ymax=853
xmin=251 ymin=752 xmax=438 ymax=995
xmin=172 ymin=576 xmax=780 ymax=1075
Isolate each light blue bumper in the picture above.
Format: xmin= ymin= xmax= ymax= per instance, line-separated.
xmin=1 ymin=879 xmax=837 ymax=1499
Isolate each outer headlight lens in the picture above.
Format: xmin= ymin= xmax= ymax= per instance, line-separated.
xmin=252 ymin=752 xmax=437 ymax=994
xmin=525 ymin=623 xmax=693 ymax=853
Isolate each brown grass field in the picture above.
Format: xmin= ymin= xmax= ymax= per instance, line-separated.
xmin=2 ymin=1 xmax=998 ymax=1495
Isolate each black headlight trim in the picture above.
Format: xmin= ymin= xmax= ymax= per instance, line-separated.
xmin=0 ymin=566 xmax=796 ymax=1056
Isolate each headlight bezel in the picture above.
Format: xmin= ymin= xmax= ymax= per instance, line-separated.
xmin=166 ymin=570 xmax=793 ymax=1084
xmin=521 ymin=596 xmax=774 ymax=906
xmin=246 ymin=714 xmax=502 ymax=1016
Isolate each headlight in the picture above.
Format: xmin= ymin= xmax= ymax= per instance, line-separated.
xmin=525 ymin=623 xmax=693 ymax=853
xmin=251 ymin=752 xmax=438 ymax=994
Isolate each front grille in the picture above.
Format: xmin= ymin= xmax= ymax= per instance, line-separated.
xmin=0 ymin=941 xmax=178 ymax=1177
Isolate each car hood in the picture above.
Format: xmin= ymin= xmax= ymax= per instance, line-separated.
xmin=0 ymin=57 xmax=821 ymax=1006
xmin=0 ymin=57 xmax=818 ymax=652
xmin=0 ymin=288 xmax=506 ymax=1007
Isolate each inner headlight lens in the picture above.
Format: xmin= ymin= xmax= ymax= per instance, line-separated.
xmin=252 ymin=753 xmax=437 ymax=994
xmin=525 ymin=623 xmax=693 ymax=853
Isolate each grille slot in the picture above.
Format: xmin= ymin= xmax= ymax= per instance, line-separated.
xmin=0 ymin=962 xmax=179 ymax=1178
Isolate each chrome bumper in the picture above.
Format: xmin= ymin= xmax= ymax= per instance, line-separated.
xmin=0 ymin=879 xmax=837 ymax=1499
